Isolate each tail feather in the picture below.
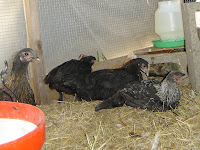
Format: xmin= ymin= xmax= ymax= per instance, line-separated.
xmin=95 ymin=91 xmax=125 ymax=111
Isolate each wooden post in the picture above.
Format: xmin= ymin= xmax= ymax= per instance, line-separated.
xmin=23 ymin=0 xmax=49 ymax=104
xmin=181 ymin=3 xmax=200 ymax=91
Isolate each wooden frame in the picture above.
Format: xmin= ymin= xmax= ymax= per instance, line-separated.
xmin=23 ymin=0 xmax=49 ymax=104
xmin=181 ymin=2 xmax=200 ymax=91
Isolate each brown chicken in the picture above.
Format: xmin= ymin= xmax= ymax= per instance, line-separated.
xmin=0 ymin=48 xmax=38 ymax=105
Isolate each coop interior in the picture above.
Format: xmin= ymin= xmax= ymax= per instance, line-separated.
xmin=1 ymin=0 xmax=200 ymax=149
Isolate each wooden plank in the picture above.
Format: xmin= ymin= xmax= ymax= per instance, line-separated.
xmin=181 ymin=3 xmax=200 ymax=91
xmin=180 ymin=0 xmax=184 ymax=4
xmin=23 ymin=0 xmax=49 ymax=104
xmin=92 ymin=56 xmax=126 ymax=70
xmin=138 ymin=52 xmax=188 ymax=84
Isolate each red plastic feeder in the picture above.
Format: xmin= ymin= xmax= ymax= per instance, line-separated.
xmin=0 ymin=101 xmax=45 ymax=150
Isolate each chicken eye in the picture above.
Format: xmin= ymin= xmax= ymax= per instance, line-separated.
xmin=25 ymin=52 xmax=29 ymax=56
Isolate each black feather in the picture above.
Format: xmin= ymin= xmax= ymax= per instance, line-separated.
xmin=44 ymin=55 xmax=96 ymax=101
xmin=95 ymin=71 xmax=185 ymax=111
xmin=62 ymin=58 xmax=149 ymax=101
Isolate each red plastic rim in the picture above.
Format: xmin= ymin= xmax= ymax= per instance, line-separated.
xmin=0 ymin=101 xmax=45 ymax=150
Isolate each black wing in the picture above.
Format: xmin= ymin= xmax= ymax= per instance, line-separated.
xmin=74 ymin=68 xmax=141 ymax=101
xmin=95 ymin=80 xmax=162 ymax=111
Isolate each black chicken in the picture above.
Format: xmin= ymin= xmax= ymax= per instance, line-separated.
xmin=95 ymin=71 xmax=185 ymax=111
xmin=62 ymin=58 xmax=149 ymax=101
xmin=44 ymin=55 xmax=96 ymax=101
xmin=0 ymin=48 xmax=38 ymax=105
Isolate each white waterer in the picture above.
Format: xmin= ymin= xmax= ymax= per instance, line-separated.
xmin=155 ymin=0 xmax=184 ymax=41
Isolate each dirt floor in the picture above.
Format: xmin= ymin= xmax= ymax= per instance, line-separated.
xmin=38 ymin=83 xmax=200 ymax=150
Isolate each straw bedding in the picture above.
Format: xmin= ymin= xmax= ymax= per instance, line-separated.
xmin=38 ymin=84 xmax=200 ymax=150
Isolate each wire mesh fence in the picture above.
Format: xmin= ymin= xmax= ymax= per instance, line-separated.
xmin=0 ymin=0 xmax=27 ymax=78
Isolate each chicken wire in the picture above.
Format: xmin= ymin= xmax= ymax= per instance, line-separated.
xmin=1 ymin=0 xmax=197 ymax=75
xmin=183 ymin=0 xmax=197 ymax=2
xmin=38 ymin=0 xmax=161 ymax=73
xmin=0 ymin=0 xmax=27 ymax=78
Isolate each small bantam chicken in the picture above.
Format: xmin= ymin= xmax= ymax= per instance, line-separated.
xmin=44 ymin=55 xmax=96 ymax=101
xmin=95 ymin=71 xmax=185 ymax=111
xmin=62 ymin=58 xmax=149 ymax=101
xmin=0 ymin=48 xmax=38 ymax=105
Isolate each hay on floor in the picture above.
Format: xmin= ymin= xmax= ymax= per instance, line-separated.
xmin=38 ymin=84 xmax=200 ymax=150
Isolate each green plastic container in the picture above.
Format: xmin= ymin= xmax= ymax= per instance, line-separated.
xmin=152 ymin=38 xmax=185 ymax=48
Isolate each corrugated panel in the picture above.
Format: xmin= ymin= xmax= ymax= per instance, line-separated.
xmin=38 ymin=0 xmax=160 ymax=73
xmin=0 ymin=0 xmax=27 ymax=77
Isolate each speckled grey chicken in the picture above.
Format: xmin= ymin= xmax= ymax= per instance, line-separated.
xmin=0 ymin=48 xmax=38 ymax=105
xmin=95 ymin=71 xmax=185 ymax=111
xmin=44 ymin=55 xmax=96 ymax=101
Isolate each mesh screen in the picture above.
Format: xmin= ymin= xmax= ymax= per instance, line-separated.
xmin=38 ymin=0 xmax=160 ymax=73
xmin=0 ymin=0 xmax=27 ymax=77
xmin=183 ymin=0 xmax=196 ymax=2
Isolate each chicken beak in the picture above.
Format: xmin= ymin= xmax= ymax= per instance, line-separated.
xmin=32 ymin=51 xmax=39 ymax=60
xmin=93 ymin=59 xmax=97 ymax=63
xmin=174 ymin=72 xmax=185 ymax=82
xmin=142 ymin=64 xmax=150 ymax=77
xmin=179 ymin=72 xmax=185 ymax=82
xmin=181 ymin=72 xmax=185 ymax=76
xmin=33 ymin=56 xmax=40 ymax=61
